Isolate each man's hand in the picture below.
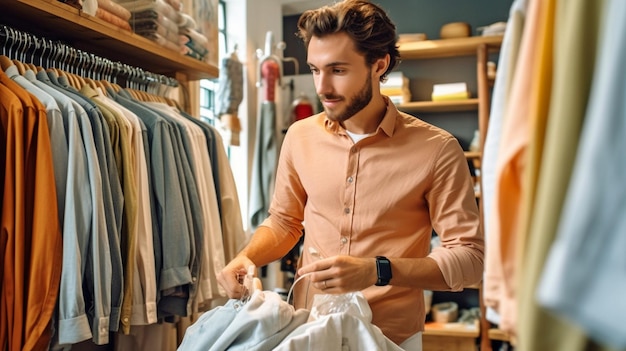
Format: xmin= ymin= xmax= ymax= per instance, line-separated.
xmin=217 ymin=255 xmax=256 ymax=299
xmin=297 ymin=255 xmax=378 ymax=293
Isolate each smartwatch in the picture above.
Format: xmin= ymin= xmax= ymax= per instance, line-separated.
xmin=375 ymin=256 xmax=392 ymax=286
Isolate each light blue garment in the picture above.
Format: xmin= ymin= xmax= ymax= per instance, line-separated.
xmin=72 ymin=90 xmax=112 ymax=345
xmin=536 ymin=0 xmax=626 ymax=348
xmin=4 ymin=66 xmax=68 ymax=224
xmin=177 ymin=290 xmax=309 ymax=351
xmin=30 ymin=70 xmax=94 ymax=344
xmin=49 ymin=73 xmax=113 ymax=344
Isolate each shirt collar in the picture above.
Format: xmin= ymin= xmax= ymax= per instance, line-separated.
xmin=323 ymin=96 xmax=398 ymax=137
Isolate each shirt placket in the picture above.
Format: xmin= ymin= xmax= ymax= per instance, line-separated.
xmin=340 ymin=145 xmax=359 ymax=254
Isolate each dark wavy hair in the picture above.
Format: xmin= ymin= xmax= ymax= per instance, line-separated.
xmin=296 ymin=0 xmax=401 ymax=82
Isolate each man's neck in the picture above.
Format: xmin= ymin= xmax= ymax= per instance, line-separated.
xmin=342 ymin=95 xmax=387 ymax=134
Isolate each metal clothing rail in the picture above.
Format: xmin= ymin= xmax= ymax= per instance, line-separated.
xmin=0 ymin=23 xmax=179 ymax=93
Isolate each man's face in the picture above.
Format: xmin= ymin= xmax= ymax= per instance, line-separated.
xmin=307 ymin=32 xmax=374 ymax=123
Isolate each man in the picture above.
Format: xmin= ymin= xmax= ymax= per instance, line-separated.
xmin=217 ymin=1 xmax=484 ymax=349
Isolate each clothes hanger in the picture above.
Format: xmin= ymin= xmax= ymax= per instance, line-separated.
xmin=0 ymin=27 xmax=17 ymax=71
xmin=12 ymin=29 xmax=28 ymax=75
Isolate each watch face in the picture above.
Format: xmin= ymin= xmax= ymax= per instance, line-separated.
xmin=376 ymin=256 xmax=392 ymax=286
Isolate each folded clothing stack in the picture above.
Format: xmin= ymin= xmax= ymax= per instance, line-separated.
xmin=380 ymin=71 xmax=411 ymax=105
xmin=431 ymin=82 xmax=470 ymax=101
xmin=96 ymin=0 xmax=132 ymax=30
xmin=112 ymin=0 xmax=210 ymax=61
xmin=177 ymin=14 xmax=209 ymax=62
xmin=113 ymin=0 xmax=182 ymax=52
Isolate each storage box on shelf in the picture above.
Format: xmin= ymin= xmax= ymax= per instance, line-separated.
xmin=397 ymin=35 xmax=502 ymax=351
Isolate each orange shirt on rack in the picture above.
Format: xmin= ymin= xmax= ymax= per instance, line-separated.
xmin=1 ymin=70 xmax=62 ymax=351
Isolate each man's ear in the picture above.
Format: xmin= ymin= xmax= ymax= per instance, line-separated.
xmin=373 ymin=54 xmax=390 ymax=79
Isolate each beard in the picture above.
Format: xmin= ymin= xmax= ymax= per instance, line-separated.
xmin=320 ymin=74 xmax=372 ymax=123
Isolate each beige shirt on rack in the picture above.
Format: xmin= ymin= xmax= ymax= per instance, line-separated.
xmin=90 ymin=87 xmax=158 ymax=326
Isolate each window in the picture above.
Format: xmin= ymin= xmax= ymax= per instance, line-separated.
xmin=199 ymin=0 xmax=226 ymax=128
xmin=198 ymin=0 xmax=247 ymax=228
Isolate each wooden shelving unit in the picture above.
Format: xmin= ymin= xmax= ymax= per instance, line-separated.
xmin=398 ymin=35 xmax=503 ymax=351
xmin=398 ymin=35 xmax=503 ymax=60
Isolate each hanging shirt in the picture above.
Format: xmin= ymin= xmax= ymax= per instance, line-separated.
xmin=62 ymin=84 xmax=112 ymax=346
xmin=130 ymin=94 xmax=200 ymax=319
xmin=185 ymin=117 xmax=249 ymax=263
xmin=483 ymin=0 xmax=551 ymax=333
xmin=0 ymin=70 xmax=62 ymax=351
xmin=480 ymin=0 xmax=527 ymax=325
xmin=90 ymin=87 xmax=158 ymax=326
xmin=81 ymin=87 xmax=136 ymax=336
xmin=536 ymin=0 xmax=626 ymax=348
xmin=109 ymin=89 xmax=192 ymax=309
xmin=249 ymin=101 xmax=278 ymax=230
xmin=515 ymin=0 xmax=608 ymax=349
xmin=144 ymin=101 xmax=226 ymax=309
xmin=4 ymin=65 xmax=68 ymax=222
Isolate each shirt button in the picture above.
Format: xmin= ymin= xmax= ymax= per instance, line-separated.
xmin=344 ymin=207 xmax=350 ymax=214
xmin=347 ymin=176 xmax=353 ymax=183
xmin=192 ymin=276 xmax=197 ymax=282
xmin=340 ymin=236 xmax=348 ymax=244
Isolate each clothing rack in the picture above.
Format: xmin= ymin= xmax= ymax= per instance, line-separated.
xmin=1 ymin=19 xmax=248 ymax=350
xmin=0 ymin=23 xmax=179 ymax=93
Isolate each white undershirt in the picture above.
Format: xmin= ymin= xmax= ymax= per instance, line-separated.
xmin=345 ymin=129 xmax=371 ymax=143
xmin=400 ymin=332 xmax=423 ymax=351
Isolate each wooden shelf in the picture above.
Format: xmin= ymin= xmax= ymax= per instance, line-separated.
xmin=4 ymin=0 xmax=218 ymax=80
xmin=424 ymin=321 xmax=480 ymax=338
xmin=398 ymin=99 xmax=479 ymax=113
xmin=398 ymin=35 xmax=503 ymax=60
xmin=464 ymin=151 xmax=481 ymax=159
xmin=423 ymin=321 xmax=480 ymax=351
xmin=488 ymin=328 xmax=510 ymax=342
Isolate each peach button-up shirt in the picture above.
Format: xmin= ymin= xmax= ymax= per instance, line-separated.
xmin=260 ymin=98 xmax=484 ymax=345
